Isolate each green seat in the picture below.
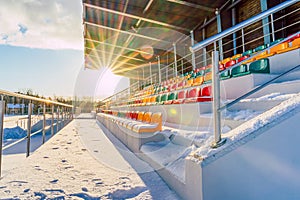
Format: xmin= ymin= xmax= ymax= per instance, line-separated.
xmin=242 ymin=49 xmax=253 ymax=56
xmin=249 ymin=58 xmax=270 ymax=73
xmin=156 ymin=95 xmax=161 ymax=103
xmin=220 ymin=70 xmax=231 ymax=80
xmin=231 ymin=64 xmax=250 ymax=77
xmin=167 ymin=92 xmax=176 ymax=101
xmin=270 ymin=38 xmax=284 ymax=46
xmin=196 ymin=70 xmax=204 ymax=77
xmin=253 ymin=44 xmax=267 ymax=53
xmin=204 ymin=67 xmax=212 ymax=73
xmin=160 ymin=94 xmax=168 ymax=104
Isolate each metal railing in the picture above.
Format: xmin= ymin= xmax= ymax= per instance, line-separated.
xmin=190 ymin=0 xmax=300 ymax=148
xmin=0 ymin=89 xmax=73 ymax=177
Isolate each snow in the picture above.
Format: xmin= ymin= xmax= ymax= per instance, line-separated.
xmin=190 ymin=93 xmax=300 ymax=165
xmin=3 ymin=126 xmax=27 ymax=140
xmin=241 ymin=92 xmax=298 ymax=102
xmin=223 ymin=109 xmax=262 ymax=121
xmin=0 ymin=117 xmax=179 ymax=199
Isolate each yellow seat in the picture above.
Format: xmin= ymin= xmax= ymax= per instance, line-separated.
xmin=276 ymin=38 xmax=300 ymax=54
xmin=193 ymin=76 xmax=204 ymax=86
xmin=133 ymin=112 xmax=162 ymax=133
xmin=204 ymin=72 xmax=212 ymax=82
xmin=231 ymin=54 xmax=242 ymax=60
xmin=185 ymin=78 xmax=194 ymax=88
xmin=220 ymin=58 xmax=231 ymax=65
xmin=253 ymin=51 xmax=275 ymax=60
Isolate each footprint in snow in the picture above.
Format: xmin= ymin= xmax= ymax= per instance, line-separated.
xmin=50 ymin=179 xmax=59 ymax=184
xmin=82 ymin=187 xmax=88 ymax=192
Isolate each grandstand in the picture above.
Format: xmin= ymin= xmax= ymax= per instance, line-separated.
xmin=83 ymin=0 xmax=300 ymax=199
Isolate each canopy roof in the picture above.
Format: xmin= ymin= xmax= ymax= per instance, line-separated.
xmin=83 ymin=0 xmax=229 ymax=77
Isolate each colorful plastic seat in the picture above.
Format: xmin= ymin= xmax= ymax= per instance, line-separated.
xmin=231 ymin=64 xmax=250 ymax=77
xmin=184 ymin=88 xmax=201 ymax=103
xmin=249 ymin=58 xmax=270 ymax=73
xmin=173 ymin=90 xmax=186 ymax=104
xmin=225 ymin=60 xmax=236 ymax=68
xmin=164 ymin=92 xmax=177 ymax=105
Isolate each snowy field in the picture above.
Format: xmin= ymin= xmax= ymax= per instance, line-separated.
xmin=0 ymin=117 xmax=179 ymax=199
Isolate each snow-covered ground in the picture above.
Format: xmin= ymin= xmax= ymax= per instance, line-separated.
xmin=0 ymin=117 xmax=179 ymax=199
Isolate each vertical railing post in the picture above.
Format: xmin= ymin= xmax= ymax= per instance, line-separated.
xmin=190 ymin=30 xmax=196 ymax=70
xmin=26 ymin=101 xmax=32 ymax=157
xmin=56 ymin=107 xmax=60 ymax=132
xmin=157 ymin=56 xmax=161 ymax=83
xmin=51 ymin=104 xmax=54 ymax=136
xmin=149 ymin=62 xmax=152 ymax=84
xmin=42 ymin=103 xmax=46 ymax=144
xmin=211 ymin=51 xmax=226 ymax=148
xmin=173 ymin=43 xmax=178 ymax=76
xmin=216 ymin=8 xmax=223 ymax=60
xmin=241 ymin=28 xmax=245 ymax=52
xmin=0 ymin=96 xmax=5 ymax=177
xmin=270 ymin=14 xmax=275 ymax=42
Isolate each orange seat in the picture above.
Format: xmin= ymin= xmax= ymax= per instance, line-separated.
xmin=193 ymin=76 xmax=204 ymax=86
xmin=184 ymin=78 xmax=194 ymax=88
xmin=277 ymin=38 xmax=300 ymax=54
xmin=132 ymin=112 xmax=162 ymax=133
xmin=204 ymin=72 xmax=212 ymax=82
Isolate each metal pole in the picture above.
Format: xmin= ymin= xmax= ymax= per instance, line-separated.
xmin=232 ymin=0 xmax=237 ymax=55
xmin=157 ymin=56 xmax=161 ymax=83
xmin=149 ymin=62 xmax=152 ymax=84
xmin=211 ymin=51 xmax=226 ymax=148
xmin=26 ymin=102 xmax=32 ymax=157
xmin=173 ymin=43 xmax=178 ymax=76
xmin=190 ymin=30 xmax=196 ymax=70
xmin=216 ymin=8 xmax=223 ymax=60
xmin=42 ymin=103 xmax=46 ymax=144
xmin=51 ymin=105 xmax=54 ymax=136
xmin=270 ymin=14 xmax=275 ymax=42
xmin=0 ymin=96 xmax=5 ymax=177
xmin=57 ymin=107 xmax=60 ymax=132
xmin=241 ymin=28 xmax=245 ymax=52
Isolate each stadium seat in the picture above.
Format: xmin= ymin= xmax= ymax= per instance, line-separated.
xmin=173 ymin=90 xmax=187 ymax=104
xmin=204 ymin=72 xmax=212 ymax=83
xmin=276 ymin=38 xmax=300 ymax=53
xmin=185 ymin=78 xmax=194 ymax=88
xmin=193 ymin=76 xmax=204 ymax=86
xmin=184 ymin=87 xmax=201 ymax=103
xmin=177 ymin=80 xmax=186 ymax=89
xmin=242 ymin=49 xmax=253 ymax=56
xmin=164 ymin=92 xmax=177 ymax=105
xmin=132 ymin=112 xmax=162 ymax=133
xmin=231 ymin=54 xmax=242 ymax=60
xmin=269 ymin=42 xmax=289 ymax=54
xmin=160 ymin=93 xmax=168 ymax=104
xmin=220 ymin=70 xmax=231 ymax=80
xmin=238 ymin=55 xmax=250 ymax=63
xmin=225 ymin=60 xmax=236 ymax=68
xmin=231 ymin=64 xmax=250 ymax=77
xmin=253 ymin=44 xmax=267 ymax=53
xmin=156 ymin=95 xmax=161 ymax=104
xmin=249 ymin=58 xmax=270 ymax=73
xmin=200 ymin=86 xmax=213 ymax=102
xmin=220 ymin=58 xmax=231 ymax=65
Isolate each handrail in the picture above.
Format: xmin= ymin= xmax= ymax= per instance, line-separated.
xmin=190 ymin=0 xmax=299 ymax=52
xmin=220 ymin=64 xmax=300 ymax=112
xmin=0 ymin=89 xmax=73 ymax=108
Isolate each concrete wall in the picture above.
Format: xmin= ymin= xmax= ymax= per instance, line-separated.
xmin=185 ymin=110 xmax=300 ymax=200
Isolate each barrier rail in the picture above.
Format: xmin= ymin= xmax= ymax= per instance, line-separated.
xmin=0 ymin=89 xmax=73 ymax=177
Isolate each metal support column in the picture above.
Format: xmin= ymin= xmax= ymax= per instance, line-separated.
xmin=57 ymin=107 xmax=60 ymax=132
xmin=26 ymin=102 xmax=32 ymax=157
xmin=270 ymin=14 xmax=275 ymax=42
xmin=173 ymin=43 xmax=178 ymax=76
xmin=190 ymin=30 xmax=196 ymax=70
xmin=241 ymin=28 xmax=245 ymax=52
xmin=51 ymin=105 xmax=54 ymax=136
xmin=216 ymin=8 xmax=223 ymax=60
xmin=157 ymin=56 xmax=161 ymax=83
xmin=232 ymin=0 xmax=237 ymax=55
xmin=211 ymin=51 xmax=226 ymax=148
xmin=260 ymin=0 xmax=271 ymax=44
xmin=149 ymin=62 xmax=152 ymax=84
xmin=42 ymin=103 xmax=46 ymax=144
xmin=0 ymin=97 xmax=5 ymax=177
xmin=202 ymin=28 xmax=207 ymax=66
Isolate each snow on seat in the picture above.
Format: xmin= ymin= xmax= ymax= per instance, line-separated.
xmin=132 ymin=112 xmax=162 ymax=133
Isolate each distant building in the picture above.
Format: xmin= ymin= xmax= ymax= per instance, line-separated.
xmin=6 ymin=104 xmax=25 ymax=115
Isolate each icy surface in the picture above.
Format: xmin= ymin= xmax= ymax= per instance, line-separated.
xmin=0 ymin=118 xmax=179 ymax=199
xmin=191 ymin=93 xmax=300 ymax=163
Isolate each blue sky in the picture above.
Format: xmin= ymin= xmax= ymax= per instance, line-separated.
xmin=0 ymin=0 xmax=84 ymax=97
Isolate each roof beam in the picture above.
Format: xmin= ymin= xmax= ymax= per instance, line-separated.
xmin=85 ymin=47 xmax=145 ymax=62
xmin=87 ymin=54 xmax=138 ymax=67
xmin=83 ymin=3 xmax=189 ymax=31
xmin=166 ymin=0 xmax=215 ymax=12
xmin=85 ymin=21 xmax=170 ymax=44
xmin=85 ymin=38 xmax=153 ymax=55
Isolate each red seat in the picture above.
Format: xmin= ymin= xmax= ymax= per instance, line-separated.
xmin=237 ymin=55 xmax=250 ymax=63
xmin=287 ymin=33 xmax=300 ymax=43
xmin=173 ymin=90 xmax=186 ymax=104
xmin=225 ymin=60 xmax=236 ymax=68
xmin=200 ymin=86 xmax=213 ymax=102
xmin=219 ymin=64 xmax=225 ymax=71
xmin=184 ymin=88 xmax=201 ymax=103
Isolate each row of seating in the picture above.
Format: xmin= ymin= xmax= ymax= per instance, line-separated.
xmin=116 ymin=33 xmax=300 ymax=108
xmin=127 ymin=85 xmax=213 ymax=106
xmin=100 ymin=110 xmax=162 ymax=133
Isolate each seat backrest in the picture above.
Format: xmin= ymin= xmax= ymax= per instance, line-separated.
xmin=232 ymin=64 xmax=247 ymax=75
xmin=225 ymin=60 xmax=236 ymax=68
xmin=142 ymin=112 xmax=152 ymax=123
xmin=292 ymin=38 xmax=300 ymax=47
xmin=220 ymin=57 xmax=231 ymax=65
xmin=178 ymin=90 xmax=187 ymax=99
xmin=249 ymin=58 xmax=270 ymax=73
xmin=242 ymin=50 xmax=253 ymax=56
xmin=168 ymin=92 xmax=176 ymax=100
xmin=156 ymin=95 xmax=161 ymax=103
xmin=188 ymin=88 xmax=201 ymax=98
xmin=231 ymin=54 xmax=242 ymax=60
xmin=201 ymin=86 xmax=212 ymax=96
xmin=137 ymin=112 xmax=145 ymax=121
xmin=238 ymin=55 xmax=250 ymax=62
xmin=150 ymin=113 xmax=162 ymax=131
xmin=160 ymin=94 xmax=168 ymax=102
xmin=270 ymin=42 xmax=288 ymax=54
